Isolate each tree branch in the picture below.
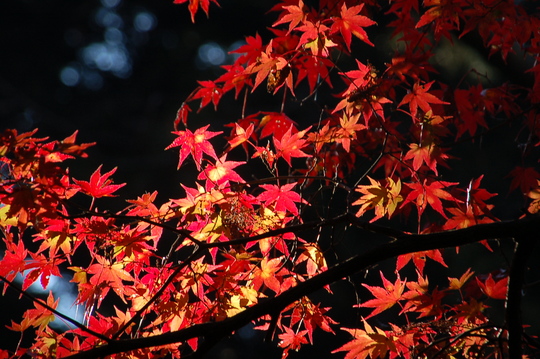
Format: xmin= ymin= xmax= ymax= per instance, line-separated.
xmin=0 ymin=275 xmax=111 ymax=343
xmin=506 ymin=235 xmax=536 ymax=359
xmin=65 ymin=215 xmax=540 ymax=359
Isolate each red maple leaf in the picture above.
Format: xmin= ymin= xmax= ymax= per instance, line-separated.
xmin=174 ymin=103 xmax=192 ymax=129
xmin=259 ymin=112 xmax=298 ymax=140
xmin=464 ymin=175 xmax=497 ymax=218
xmin=230 ymin=33 xmax=263 ymax=65
xmin=166 ymin=125 xmax=222 ymax=170
xmin=359 ymin=271 xmax=406 ymax=319
xmin=507 ymin=166 xmax=540 ymax=194
xmin=215 ymin=64 xmax=251 ymax=98
xmin=402 ymin=179 xmax=459 ymax=219
xmin=339 ymin=59 xmax=373 ymax=95
xmin=453 ymin=87 xmax=489 ymax=138
xmin=398 ymin=80 xmax=449 ymax=119
xmin=290 ymin=300 xmax=336 ymax=344
xmin=23 ymin=252 xmax=64 ymax=290
xmin=257 ymin=183 xmax=304 ymax=215
xmin=173 ymin=0 xmax=220 ymax=23
xmin=0 ymin=240 xmax=27 ymax=282
xmin=295 ymin=53 xmax=334 ymax=93
xmin=272 ymin=0 xmax=306 ymax=33
xmin=415 ymin=0 xmax=462 ymax=39
xmin=273 ymin=125 xmax=310 ymax=165
xmin=402 ymin=276 xmax=446 ymax=318
xmin=278 ymin=327 xmax=309 ymax=358
xmin=476 ymin=273 xmax=508 ymax=300
xmin=192 ymin=80 xmax=223 ymax=111
xmin=57 ymin=130 xmax=95 ymax=157
xmin=330 ymin=3 xmax=376 ymax=51
xmin=73 ymin=165 xmax=126 ymax=198
xmin=197 ymin=154 xmax=246 ymax=189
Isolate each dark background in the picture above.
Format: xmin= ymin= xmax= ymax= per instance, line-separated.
xmin=0 ymin=0 xmax=278 ymax=200
xmin=1 ymin=1 xmax=539 ymax=358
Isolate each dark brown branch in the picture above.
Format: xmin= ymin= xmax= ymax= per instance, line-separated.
xmin=65 ymin=215 xmax=540 ymax=359
xmin=506 ymin=235 xmax=536 ymax=359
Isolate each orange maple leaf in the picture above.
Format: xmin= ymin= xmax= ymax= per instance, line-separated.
xmin=333 ymin=320 xmax=398 ymax=359
xmin=88 ymin=255 xmax=135 ymax=299
xmin=246 ymin=42 xmax=291 ymax=93
xmin=398 ymin=80 xmax=449 ymax=119
xmin=477 ymin=274 xmax=508 ymax=300
xmin=396 ymin=249 xmax=447 ymax=276
xmin=335 ymin=113 xmax=366 ymax=152
xmin=252 ymin=257 xmax=286 ymax=294
xmin=403 ymin=141 xmax=448 ymax=175
xmin=527 ymin=180 xmax=540 ymax=214
xmin=8 ymin=292 xmax=58 ymax=332
xmin=359 ymin=271 xmax=406 ymax=319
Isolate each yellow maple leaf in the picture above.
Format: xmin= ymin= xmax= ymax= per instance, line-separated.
xmin=352 ymin=177 xmax=403 ymax=222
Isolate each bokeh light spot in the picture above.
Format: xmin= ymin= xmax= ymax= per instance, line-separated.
xmin=101 ymin=0 xmax=122 ymax=8
xmin=105 ymin=27 xmax=123 ymax=44
xmin=60 ymin=66 xmax=81 ymax=87
xmin=95 ymin=8 xmax=123 ymax=28
xmin=134 ymin=12 xmax=156 ymax=32
xmin=196 ymin=42 xmax=226 ymax=69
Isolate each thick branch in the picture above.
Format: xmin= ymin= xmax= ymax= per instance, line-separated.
xmin=65 ymin=215 xmax=540 ymax=359
xmin=506 ymin=236 xmax=536 ymax=359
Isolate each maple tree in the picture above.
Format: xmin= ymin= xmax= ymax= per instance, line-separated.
xmin=1 ymin=0 xmax=540 ymax=358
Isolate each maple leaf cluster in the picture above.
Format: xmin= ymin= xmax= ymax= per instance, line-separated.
xmin=1 ymin=0 xmax=540 ymax=358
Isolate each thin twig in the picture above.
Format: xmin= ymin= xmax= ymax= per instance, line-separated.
xmin=0 ymin=275 xmax=111 ymax=343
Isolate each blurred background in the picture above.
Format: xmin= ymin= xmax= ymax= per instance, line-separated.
xmin=0 ymin=0 xmax=277 ymax=199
